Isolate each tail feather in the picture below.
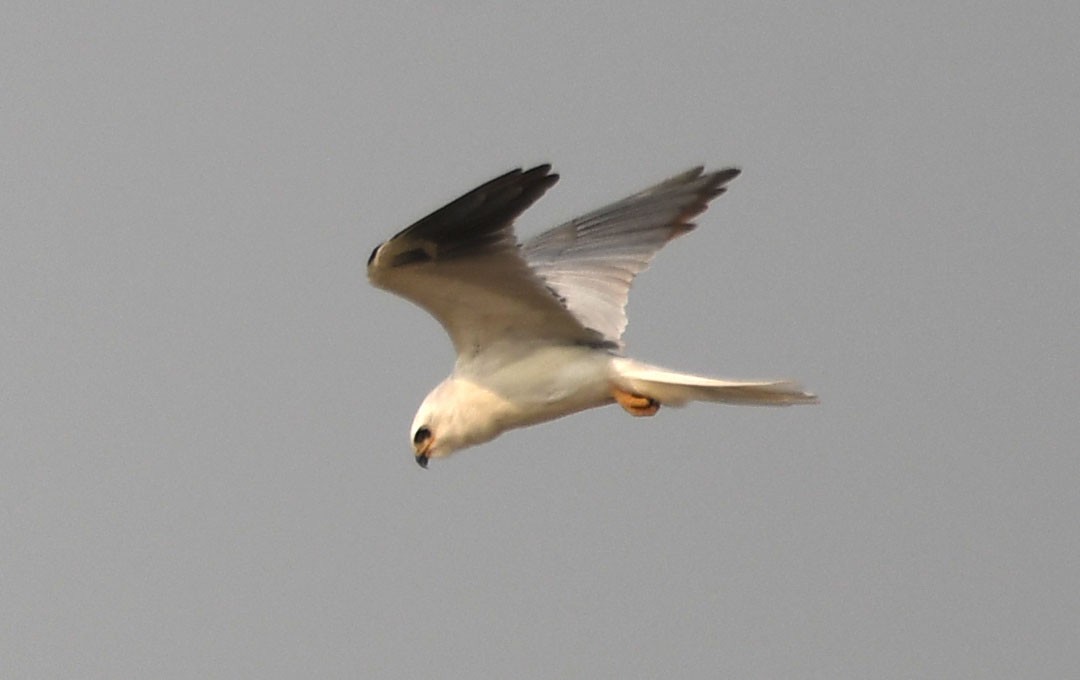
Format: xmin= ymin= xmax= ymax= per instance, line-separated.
xmin=611 ymin=358 xmax=818 ymax=407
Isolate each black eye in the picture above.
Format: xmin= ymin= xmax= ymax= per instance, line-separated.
xmin=413 ymin=426 xmax=432 ymax=445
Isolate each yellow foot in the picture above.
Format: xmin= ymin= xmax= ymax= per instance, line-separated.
xmin=612 ymin=387 xmax=660 ymax=417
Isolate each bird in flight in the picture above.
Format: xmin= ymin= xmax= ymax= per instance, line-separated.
xmin=368 ymin=165 xmax=817 ymax=467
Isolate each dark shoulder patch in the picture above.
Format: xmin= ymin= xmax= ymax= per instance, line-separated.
xmin=577 ymin=337 xmax=620 ymax=351
xmin=390 ymin=247 xmax=434 ymax=268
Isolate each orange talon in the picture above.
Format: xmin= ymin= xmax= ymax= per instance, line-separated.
xmin=612 ymin=387 xmax=660 ymax=417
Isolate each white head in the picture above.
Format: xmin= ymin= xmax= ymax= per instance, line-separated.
xmin=409 ymin=377 xmax=506 ymax=467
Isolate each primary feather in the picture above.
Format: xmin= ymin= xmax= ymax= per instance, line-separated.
xmin=524 ymin=167 xmax=740 ymax=347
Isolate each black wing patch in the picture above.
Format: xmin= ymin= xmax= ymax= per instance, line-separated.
xmin=381 ymin=165 xmax=558 ymax=263
xmin=390 ymin=247 xmax=434 ymax=268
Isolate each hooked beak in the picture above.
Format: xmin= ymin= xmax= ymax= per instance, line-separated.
xmin=414 ymin=436 xmax=433 ymax=469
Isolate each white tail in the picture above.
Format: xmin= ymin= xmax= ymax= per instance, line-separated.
xmin=611 ymin=358 xmax=818 ymax=407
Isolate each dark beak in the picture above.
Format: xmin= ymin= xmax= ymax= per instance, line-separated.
xmin=415 ymin=453 xmax=429 ymax=469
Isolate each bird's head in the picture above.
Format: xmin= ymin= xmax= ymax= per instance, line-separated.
xmin=409 ymin=378 xmax=505 ymax=468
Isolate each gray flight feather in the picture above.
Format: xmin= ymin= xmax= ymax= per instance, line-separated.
xmin=523 ymin=167 xmax=740 ymax=347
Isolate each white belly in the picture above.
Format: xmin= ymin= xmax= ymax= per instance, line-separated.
xmin=457 ymin=343 xmax=615 ymax=430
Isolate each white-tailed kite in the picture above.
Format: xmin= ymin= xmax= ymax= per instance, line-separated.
xmin=368 ymin=165 xmax=817 ymax=467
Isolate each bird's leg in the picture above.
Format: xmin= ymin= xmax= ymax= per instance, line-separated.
xmin=612 ymin=387 xmax=660 ymax=417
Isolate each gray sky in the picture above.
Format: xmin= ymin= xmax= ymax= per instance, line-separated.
xmin=3 ymin=2 xmax=1078 ymax=678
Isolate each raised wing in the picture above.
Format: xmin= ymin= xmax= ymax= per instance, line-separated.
xmin=522 ymin=167 xmax=740 ymax=347
xmin=368 ymin=165 xmax=604 ymax=357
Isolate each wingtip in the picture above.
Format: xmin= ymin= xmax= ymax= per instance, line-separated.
xmin=518 ymin=164 xmax=559 ymax=192
xmin=679 ymin=165 xmax=740 ymax=182
xmin=707 ymin=166 xmax=741 ymax=189
xmin=523 ymin=162 xmax=556 ymax=176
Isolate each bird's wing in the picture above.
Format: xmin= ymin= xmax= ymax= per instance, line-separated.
xmin=522 ymin=167 xmax=740 ymax=347
xmin=367 ymin=165 xmax=605 ymax=357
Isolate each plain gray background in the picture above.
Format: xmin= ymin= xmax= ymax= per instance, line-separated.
xmin=4 ymin=2 xmax=1077 ymax=678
